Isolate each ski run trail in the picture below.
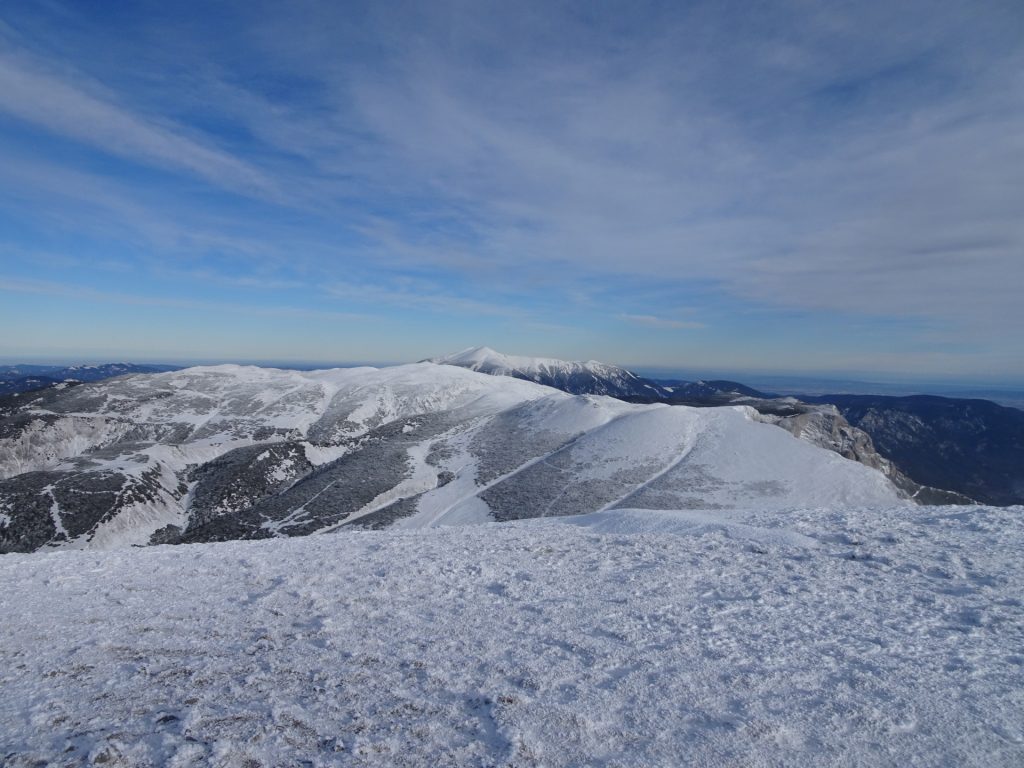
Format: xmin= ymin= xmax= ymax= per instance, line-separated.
xmin=2 ymin=503 xmax=1023 ymax=767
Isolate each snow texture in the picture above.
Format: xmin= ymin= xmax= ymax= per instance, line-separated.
xmin=1 ymin=504 xmax=1022 ymax=767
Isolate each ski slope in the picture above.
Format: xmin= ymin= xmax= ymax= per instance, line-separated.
xmin=1 ymin=504 xmax=1021 ymax=766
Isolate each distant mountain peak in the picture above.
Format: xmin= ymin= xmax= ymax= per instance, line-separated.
xmin=433 ymin=345 xmax=613 ymax=371
xmin=426 ymin=346 xmax=664 ymax=397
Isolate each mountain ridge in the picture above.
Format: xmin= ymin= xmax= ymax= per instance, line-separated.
xmin=0 ymin=361 xmax=906 ymax=553
xmin=429 ymin=347 xmax=971 ymax=505
xmin=0 ymin=362 xmax=180 ymax=396
xmin=427 ymin=345 xmax=669 ymax=398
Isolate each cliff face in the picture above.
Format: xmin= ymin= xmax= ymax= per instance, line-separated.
xmin=801 ymin=395 xmax=1024 ymax=506
xmin=760 ymin=404 xmax=973 ymax=505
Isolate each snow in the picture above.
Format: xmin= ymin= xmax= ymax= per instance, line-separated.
xmin=390 ymin=424 xmax=496 ymax=529
xmin=559 ymin=507 xmax=822 ymax=548
xmin=0 ymin=415 xmax=135 ymax=477
xmin=301 ymin=442 xmax=350 ymax=466
xmin=321 ymin=440 xmax=441 ymax=531
xmin=431 ymin=345 xmax=568 ymax=373
xmin=1 ymin=504 xmax=1021 ymax=766
xmin=429 ymin=345 xmax=637 ymax=381
xmin=3 ymin=364 xmax=913 ymax=552
xmin=268 ymin=458 xmax=295 ymax=483
xmin=41 ymin=484 xmax=68 ymax=539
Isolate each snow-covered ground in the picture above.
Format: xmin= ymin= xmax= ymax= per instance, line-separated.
xmin=2 ymin=504 xmax=1022 ymax=766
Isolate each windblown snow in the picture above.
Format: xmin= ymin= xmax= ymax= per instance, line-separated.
xmin=1 ymin=504 xmax=1022 ymax=766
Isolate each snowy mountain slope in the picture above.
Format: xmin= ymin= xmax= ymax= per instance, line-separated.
xmin=641 ymin=381 xmax=1017 ymax=506
xmin=0 ymin=364 xmax=548 ymax=550
xmin=428 ymin=348 xmax=970 ymax=504
xmin=429 ymin=349 xmax=1016 ymax=506
xmin=395 ymin=401 xmax=901 ymax=530
xmin=658 ymin=378 xmax=773 ymax=399
xmin=0 ymin=363 xmax=907 ymax=553
xmin=1 ymin=504 xmax=1021 ymax=766
xmin=428 ymin=345 xmax=669 ymax=397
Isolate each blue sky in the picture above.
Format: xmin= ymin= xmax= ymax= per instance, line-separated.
xmin=0 ymin=1 xmax=1021 ymax=382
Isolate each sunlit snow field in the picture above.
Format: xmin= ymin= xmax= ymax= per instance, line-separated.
xmin=2 ymin=504 xmax=1022 ymax=766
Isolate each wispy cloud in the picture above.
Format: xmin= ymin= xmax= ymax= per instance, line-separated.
xmin=0 ymin=276 xmax=372 ymax=322
xmin=0 ymin=1 xmax=1021 ymax=375
xmin=368 ymin=5 xmax=1020 ymax=331
xmin=325 ymin=279 xmax=527 ymax=318
xmin=619 ymin=314 xmax=705 ymax=330
xmin=0 ymin=49 xmax=278 ymax=200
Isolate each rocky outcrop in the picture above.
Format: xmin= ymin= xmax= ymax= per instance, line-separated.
xmin=758 ymin=404 xmax=972 ymax=505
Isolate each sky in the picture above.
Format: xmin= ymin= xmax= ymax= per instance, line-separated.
xmin=0 ymin=1 xmax=1021 ymax=383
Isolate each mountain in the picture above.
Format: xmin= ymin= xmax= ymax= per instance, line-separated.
xmin=3 ymin=360 xmax=1016 ymax=765
xmin=800 ymin=394 xmax=1024 ymax=506
xmin=0 ymin=376 xmax=64 ymax=395
xmin=0 ymin=363 xmax=905 ymax=553
xmin=649 ymin=385 xmax=1021 ymax=505
xmin=0 ymin=362 xmax=180 ymax=395
xmin=656 ymin=379 xmax=774 ymax=400
xmin=643 ymin=378 xmax=1024 ymax=506
xmin=427 ymin=346 xmax=670 ymax=398
xmin=0 ymin=364 xmax=59 ymax=378
xmin=430 ymin=350 xmax=967 ymax=505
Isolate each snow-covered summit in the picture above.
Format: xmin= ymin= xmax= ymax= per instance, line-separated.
xmin=432 ymin=346 xmax=606 ymax=373
xmin=427 ymin=346 xmax=667 ymax=398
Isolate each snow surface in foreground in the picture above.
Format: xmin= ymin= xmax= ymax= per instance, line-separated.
xmin=2 ymin=505 xmax=1022 ymax=766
